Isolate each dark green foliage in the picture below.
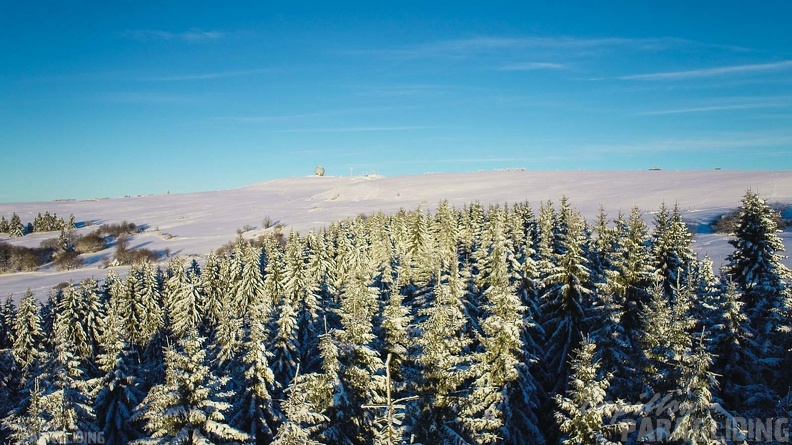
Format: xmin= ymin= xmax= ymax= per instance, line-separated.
xmin=712 ymin=202 xmax=790 ymax=234
xmin=9 ymin=214 xmax=25 ymax=237
xmin=32 ymin=212 xmax=67 ymax=233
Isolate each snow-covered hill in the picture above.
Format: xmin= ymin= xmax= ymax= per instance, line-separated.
xmin=2 ymin=170 xmax=791 ymax=299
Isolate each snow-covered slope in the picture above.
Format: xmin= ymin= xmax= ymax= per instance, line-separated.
xmin=2 ymin=170 xmax=791 ymax=299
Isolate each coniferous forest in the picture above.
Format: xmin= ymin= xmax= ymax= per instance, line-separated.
xmin=0 ymin=190 xmax=790 ymax=444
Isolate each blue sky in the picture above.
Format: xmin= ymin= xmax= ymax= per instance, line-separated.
xmin=2 ymin=1 xmax=791 ymax=202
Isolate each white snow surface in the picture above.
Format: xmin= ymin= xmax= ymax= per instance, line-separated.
xmin=2 ymin=170 xmax=791 ymax=300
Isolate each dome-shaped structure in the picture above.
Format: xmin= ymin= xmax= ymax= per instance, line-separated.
xmin=314 ymin=165 xmax=325 ymax=176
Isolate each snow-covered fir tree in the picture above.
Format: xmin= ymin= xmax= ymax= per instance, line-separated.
xmin=541 ymin=209 xmax=595 ymax=394
xmin=322 ymin=266 xmax=388 ymax=444
xmin=123 ymin=263 xmax=164 ymax=349
xmin=272 ymin=368 xmax=330 ymax=445
xmin=94 ymin=293 xmax=145 ymax=444
xmin=2 ymin=377 xmax=47 ymax=444
xmin=133 ymin=330 xmax=249 ymax=444
xmin=235 ymin=241 xmax=269 ymax=315
xmin=651 ymin=203 xmax=696 ymax=296
xmin=57 ymin=283 xmax=103 ymax=363
xmin=229 ymin=298 xmax=282 ymax=442
xmin=668 ymin=333 xmax=721 ymax=445
xmin=722 ymin=190 xmax=792 ymax=392
xmin=724 ymin=190 xmax=792 ymax=314
xmin=164 ymin=258 xmax=204 ymax=339
xmin=0 ymin=297 xmax=17 ymax=350
xmin=639 ymin=283 xmax=696 ymax=394
xmin=198 ymin=252 xmax=224 ymax=330
xmin=554 ymin=338 xmax=625 ymax=445
xmin=9 ymin=213 xmax=25 ymax=237
xmin=32 ymin=314 xmax=97 ymax=437
xmin=604 ymin=207 xmax=657 ymax=334
xmin=462 ymin=210 xmax=534 ymax=444
xmin=11 ymin=291 xmax=44 ymax=371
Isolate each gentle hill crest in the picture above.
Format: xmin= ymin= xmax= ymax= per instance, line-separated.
xmin=2 ymin=170 xmax=791 ymax=298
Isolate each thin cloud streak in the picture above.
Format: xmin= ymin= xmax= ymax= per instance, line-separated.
xmin=141 ymin=68 xmax=276 ymax=82
xmin=213 ymin=106 xmax=415 ymax=122
xmin=499 ymin=62 xmax=567 ymax=71
xmin=342 ymin=35 xmax=751 ymax=60
xmin=575 ymin=134 xmax=792 ymax=155
xmin=97 ymin=92 xmax=199 ymax=105
xmin=619 ymin=60 xmax=792 ymax=81
xmin=637 ymin=102 xmax=792 ymax=115
xmin=268 ymin=126 xmax=434 ymax=133
xmin=121 ymin=28 xmax=227 ymax=42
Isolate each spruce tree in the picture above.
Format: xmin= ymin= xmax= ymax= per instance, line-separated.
xmin=404 ymin=208 xmax=435 ymax=285
xmin=12 ymin=291 xmax=43 ymax=371
xmin=378 ymin=290 xmax=411 ymax=381
xmin=57 ymin=283 xmax=103 ymax=363
xmin=668 ymin=334 xmax=721 ymax=445
xmin=9 ymin=213 xmax=24 ymax=237
xmin=269 ymin=293 xmax=301 ymax=393
xmin=723 ymin=189 xmax=792 ymax=398
xmin=125 ymin=263 xmax=164 ymax=349
xmin=413 ymin=269 xmax=473 ymax=444
xmin=133 ymin=330 xmax=249 ymax=444
xmin=0 ymin=297 xmax=16 ymax=349
xmin=236 ymin=242 xmax=269 ymax=315
xmin=462 ymin=280 xmax=526 ymax=443
xmin=2 ymin=377 xmax=47 ymax=444
xmin=272 ymin=369 xmax=329 ymax=445
xmin=723 ymin=191 xmax=791 ymax=337
xmin=229 ymin=299 xmax=281 ymax=442
xmin=639 ymin=283 xmax=695 ymax=394
xmin=724 ymin=190 xmax=791 ymax=309
xmin=651 ymin=203 xmax=696 ymax=296
xmin=94 ymin=294 xmax=145 ymax=444
xmin=554 ymin=339 xmax=624 ymax=445
xmin=34 ymin=316 xmax=97 ymax=436
xmin=541 ymin=211 xmax=595 ymax=394
xmin=199 ymin=252 xmax=224 ymax=330
xmin=709 ymin=282 xmax=774 ymax=415
xmin=164 ymin=259 xmax=203 ymax=339
xmin=78 ymin=278 xmax=104 ymax=362
xmin=463 ymin=211 xmax=538 ymax=444
xmin=323 ymin=270 xmax=387 ymax=444
xmin=604 ymin=208 xmax=657 ymax=333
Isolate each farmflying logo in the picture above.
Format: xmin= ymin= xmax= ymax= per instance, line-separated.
xmin=28 ymin=431 xmax=105 ymax=445
xmin=603 ymin=392 xmax=791 ymax=443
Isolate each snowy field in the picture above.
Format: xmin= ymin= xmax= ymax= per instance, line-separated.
xmin=1 ymin=169 xmax=791 ymax=300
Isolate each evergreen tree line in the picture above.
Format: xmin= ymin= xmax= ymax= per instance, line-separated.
xmin=0 ymin=212 xmax=75 ymax=238
xmin=0 ymin=190 xmax=790 ymax=444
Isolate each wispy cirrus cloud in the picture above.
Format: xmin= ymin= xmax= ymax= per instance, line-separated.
xmin=212 ymin=106 xmax=416 ymax=123
xmin=637 ymin=101 xmax=792 ymax=116
xmin=121 ymin=28 xmax=228 ymax=42
xmin=341 ymin=35 xmax=750 ymax=60
xmin=97 ymin=91 xmax=199 ymax=104
xmin=268 ymin=126 xmax=434 ymax=133
xmin=498 ymin=62 xmax=568 ymax=71
xmin=619 ymin=60 xmax=792 ymax=81
xmin=575 ymin=133 xmax=792 ymax=155
xmin=141 ymin=68 xmax=276 ymax=82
